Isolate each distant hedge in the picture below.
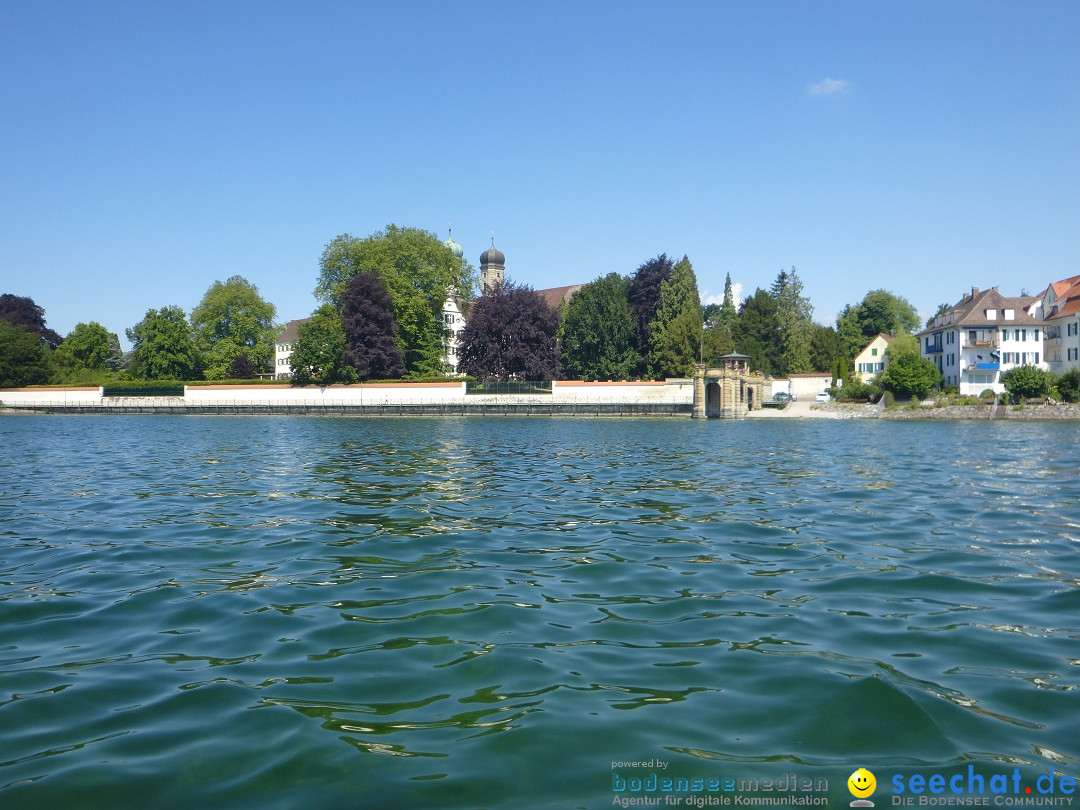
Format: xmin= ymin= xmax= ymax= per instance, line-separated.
xmin=103 ymin=383 xmax=185 ymax=397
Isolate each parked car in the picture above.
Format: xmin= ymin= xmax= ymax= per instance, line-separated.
xmin=815 ymin=392 xmax=831 ymax=402
xmin=773 ymin=392 xmax=791 ymax=402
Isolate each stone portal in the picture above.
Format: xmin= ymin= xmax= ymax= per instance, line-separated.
xmin=692 ymin=356 xmax=765 ymax=419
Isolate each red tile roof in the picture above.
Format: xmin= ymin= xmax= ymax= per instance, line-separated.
xmin=277 ymin=318 xmax=311 ymax=342
xmin=535 ymin=285 xmax=583 ymax=309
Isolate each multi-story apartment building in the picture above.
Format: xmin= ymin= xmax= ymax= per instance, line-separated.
xmin=918 ymin=286 xmax=1045 ymax=396
xmin=1034 ymin=274 xmax=1080 ymax=376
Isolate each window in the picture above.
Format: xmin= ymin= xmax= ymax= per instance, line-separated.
xmin=1004 ymin=308 xmax=1015 ymax=320
xmin=871 ymin=348 xmax=878 ymax=356
xmin=986 ymin=309 xmax=997 ymax=320
xmin=1021 ymin=329 xmax=1027 ymax=341
xmin=1034 ymin=329 xmax=1040 ymax=341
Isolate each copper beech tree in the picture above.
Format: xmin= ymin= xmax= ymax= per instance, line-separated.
xmin=457 ymin=281 xmax=562 ymax=382
xmin=340 ymin=271 xmax=405 ymax=380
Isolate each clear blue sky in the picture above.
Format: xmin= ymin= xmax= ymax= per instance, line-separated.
xmin=3 ymin=0 xmax=1078 ymax=347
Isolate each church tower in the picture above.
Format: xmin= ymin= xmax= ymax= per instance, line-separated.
xmin=442 ymin=227 xmax=466 ymax=375
xmin=479 ymin=237 xmax=505 ymax=296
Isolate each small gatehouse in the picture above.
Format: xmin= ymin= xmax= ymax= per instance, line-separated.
xmin=692 ymin=355 xmax=766 ymax=419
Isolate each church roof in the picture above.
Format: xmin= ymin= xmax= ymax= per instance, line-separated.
xmin=277 ymin=318 xmax=311 ymax=342
xmin=535 ymin=284 xmax=583 ymax=309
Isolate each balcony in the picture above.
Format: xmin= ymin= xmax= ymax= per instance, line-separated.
xmin=963 ymin=338 xmax=998 ymax=348
xmin=924 ymin=342 xmax=943 ymax=354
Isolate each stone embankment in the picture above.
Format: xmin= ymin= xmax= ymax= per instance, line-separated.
xmin=798 ymin=400 xmax=1080 ymax=420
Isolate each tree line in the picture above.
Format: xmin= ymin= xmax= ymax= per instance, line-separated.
xmin=1 ymin=222 xmax=931 ymax=389
xmin=291 ymin=226 xmax=928 ymax=385
xmin=0 ymin=277 xmax=279 ymax=388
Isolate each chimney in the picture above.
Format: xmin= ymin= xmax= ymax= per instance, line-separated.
xmin=971 ymin=286 xmax=980 ymax=298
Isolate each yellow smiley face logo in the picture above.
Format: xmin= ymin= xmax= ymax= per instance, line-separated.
xmin=848 ymin=768 xmax=877 ymax=798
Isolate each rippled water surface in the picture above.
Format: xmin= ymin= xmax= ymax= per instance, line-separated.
xmin=2 ymin=415 xmax=1079 ymax=809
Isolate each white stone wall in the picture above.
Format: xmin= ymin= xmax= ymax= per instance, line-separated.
xmin=0 ymin=388 xmax=105 ymax=406
xmin=2 ymin=381 xmax=695 ymax=409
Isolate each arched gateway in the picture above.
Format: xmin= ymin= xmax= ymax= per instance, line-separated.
xmin=692 ymin=355 xmax=766 ymax=419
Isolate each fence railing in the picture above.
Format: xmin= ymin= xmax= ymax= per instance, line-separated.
xmin=464 ymin=381 xmax=553 ymax=396
xmin=102 ymin=385 xmax=185 ymax=397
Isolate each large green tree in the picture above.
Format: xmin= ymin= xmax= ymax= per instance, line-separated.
xmin=884 ymin=332 xmax=919 ymax=359
xmin=53 ymin=322 xmax=112 ymax=374
xmin=0 ymin=320 xmax=51 ymax=387
xmin=627 ymin=254 xmax=674 ymax=377
xmin=925 ymin=302 xmax=952 ymax=329
xmin=772 ymin=266 xmax=814 ymax=376
xmin=314 ymin=225 xmax=475 ymax=376
xmin=191 ymin=275 xmax=278 ymax=379
xmin=104 ymin=332 xmax=126 ymax=371
xmin=702 ymin=273 xmax=739 ymax=365
xmin=559 ymin=272 xmax=635 ymax=380
xmin=701 ymin=321 xmax=736 ymax=366
xmin=836 ymin=289 xmax=921 ymax=360
xmin=126 ymin=306 xmax=203 ymax=380
xmin=289 ymin=305 xmax=357 ymax=385
xmin=717 ymin=273 xmax=739 ymax=332
xmin=648 ymin=256 xmax=703 ymax=378
xmin=808 ymin=323 xmax=842 ymax=374
xmin=734 ymin=288 xmax=780 ymax=375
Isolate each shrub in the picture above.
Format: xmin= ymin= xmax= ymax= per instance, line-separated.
xmin=1001 ymin=365 xmax=1055 ymax=400
xmin=836 ymin=376 xmax=880 ymax=402
xmin=1058 ymin=369 xmax=1080 ymax=403
xmin=881 ymin=353 xmax=941 ymax=399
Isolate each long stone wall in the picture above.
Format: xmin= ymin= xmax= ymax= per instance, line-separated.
xmin=0 ymin=380 xmax=695 ymax=416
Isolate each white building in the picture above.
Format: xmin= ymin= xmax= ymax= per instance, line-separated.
xmin=441 ymin=290 xmax=466 ymax=374
xmin=1033 ymin=274 xmax=1080 ymax=376
xmin=918 ymin=286 xmax=1046 ymax=396
xmin=852 ymin=334 xmax=890 ymax=383
xmin=273 ymin=318 xmax=310 ymax=379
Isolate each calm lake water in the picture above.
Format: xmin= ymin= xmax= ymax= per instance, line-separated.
xmin=2 ymin=415 xmax=1078 ymax=809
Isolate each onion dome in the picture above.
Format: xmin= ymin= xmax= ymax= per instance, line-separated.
xmin=480 ymin=241 xmax=505 ymax=266
xmin=445 ymin=228 xmax=464 ymax=259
